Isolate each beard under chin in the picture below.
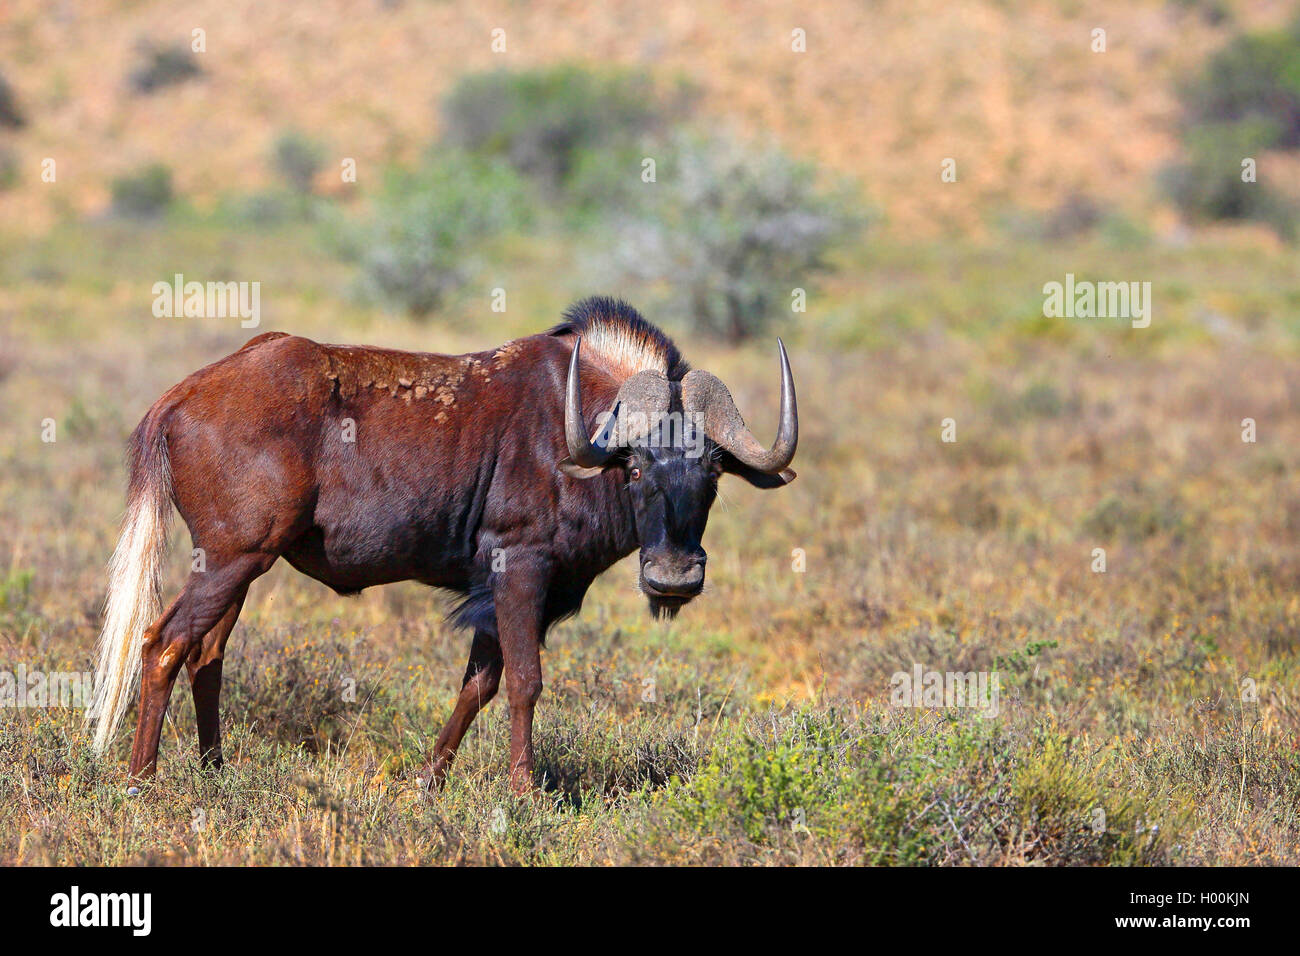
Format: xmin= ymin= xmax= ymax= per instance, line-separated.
xmin=647 ymin=595 xmax=687 ymax=620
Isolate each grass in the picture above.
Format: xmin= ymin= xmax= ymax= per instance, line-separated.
xmin=1 ymin=214 xmax=1298 ymax=864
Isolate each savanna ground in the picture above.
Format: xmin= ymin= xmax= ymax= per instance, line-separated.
xmin=2 ymin=0 xmax=1300 ymax=866
xmin=1 ymin=218 xmax=1298 ymax=865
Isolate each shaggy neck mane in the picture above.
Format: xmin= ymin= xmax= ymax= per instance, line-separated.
xmin=547 ymin=296 xmax=688 ymax=383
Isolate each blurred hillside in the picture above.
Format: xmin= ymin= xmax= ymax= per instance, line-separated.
xmin=0 ymin=0 xmax=1292 ymax=236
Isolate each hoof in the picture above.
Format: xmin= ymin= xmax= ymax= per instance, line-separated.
xmin=126 ymin=786 xmax=141 ymax=797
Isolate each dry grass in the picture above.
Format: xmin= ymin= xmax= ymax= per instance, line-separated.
xmin=1 ymin=216 xmax=1297 ymax=864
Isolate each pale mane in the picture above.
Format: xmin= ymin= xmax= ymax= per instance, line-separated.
xmin=547 ymin=295 xmax=688 ymax=383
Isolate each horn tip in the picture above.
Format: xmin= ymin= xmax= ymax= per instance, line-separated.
xmin=568 ymin=336 xmax=584 ymax=378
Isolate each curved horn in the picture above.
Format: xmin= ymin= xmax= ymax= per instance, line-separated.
xmin=683 ymin=338 xmax=798 ymax=474
xmin=564 ymin=338 xmax=616 ymax=469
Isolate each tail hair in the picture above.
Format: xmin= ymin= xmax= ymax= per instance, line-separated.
xmin=88 ymin=422 xmax=173 ymax=751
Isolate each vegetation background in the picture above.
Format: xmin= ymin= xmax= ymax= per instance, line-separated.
xmin=1 ymin=0 xmax=1298 ymax=864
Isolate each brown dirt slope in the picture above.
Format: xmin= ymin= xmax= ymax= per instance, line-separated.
xmin=0 ymin=1 xmax=1289 ymax=234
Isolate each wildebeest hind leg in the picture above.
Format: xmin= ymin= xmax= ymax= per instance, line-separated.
xmin=128 ymin=555 xmax=272 ymax=782
xmin=425 ymin=628 xmax=502 ymax=789
xmin=185 ymin=590 xmax=247 ymax=771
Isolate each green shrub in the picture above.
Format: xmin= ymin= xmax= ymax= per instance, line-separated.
xmin=1165 ymin=20 xmax=1300 ymax=235
xmin=1010 ymin=735 xmax=1181 ymax=866
xmin=109 ymin=163 xmax=174 ymax=218
xmin=1182 ymin=23 xmax=1300 ymax=146
xmin=354 ymin=151 xmax=531 ymax=317
xmin=565 ymin=142 xmax=653 ymax=221
xmin=646 ymin=712 xmax=1186 ymax=865
xmin=441 ymin=65 xmax=686 ymax=194
xmin=1160 ymin=118 xmax=1296 ymax=236
xmin=602 ymin=131 xmax=863 ymax=342
xmin=272 ymin=129 xmax=326 ymax=195
xmin=128 ymin=43 xmax=202 ymax=95
xmin=660 ymin=712 xmax=860 ymax=849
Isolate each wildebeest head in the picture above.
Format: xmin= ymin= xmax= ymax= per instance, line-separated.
xmin=561 ymin=339 xmax=798 ymax=619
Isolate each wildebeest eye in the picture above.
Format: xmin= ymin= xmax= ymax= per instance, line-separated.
xmin=629 ymin=467 xmax=642 ymax=482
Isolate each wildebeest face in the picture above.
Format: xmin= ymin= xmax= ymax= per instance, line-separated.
xmin=625 ymin=441 xmax=717 ymax=619
xmin=560 ymin=336 xmax=800 ymax=620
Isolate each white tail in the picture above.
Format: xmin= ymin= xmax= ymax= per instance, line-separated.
xmin=89 ymin=430 xmax=173 ymax=752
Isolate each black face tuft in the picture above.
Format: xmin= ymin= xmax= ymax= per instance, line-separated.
xmin=624 ymin=441 xmax=718 ymax=620
xmin=647 ymin=596 xmax=685 ymax=621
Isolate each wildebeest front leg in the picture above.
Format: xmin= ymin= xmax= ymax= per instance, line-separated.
xmin=426 ymin=629 xmax=503 ymax=789
xmin=494 ymin=573 xmax=546 ymax=795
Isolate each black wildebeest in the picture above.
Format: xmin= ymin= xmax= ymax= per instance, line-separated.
xmin=90 ymin=297 xmax=797 ymax=793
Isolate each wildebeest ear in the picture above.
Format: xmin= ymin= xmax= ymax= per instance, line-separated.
xmin=558 ymin=457 xmax=614 ymax=480
xmin=718 ymin=452 xmax=796 ymax=489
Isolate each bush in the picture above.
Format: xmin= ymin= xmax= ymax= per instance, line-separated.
xmin=354 ymin=151 xmax=530 ymax=317
xmin=0 ymin=71 xmax=24 ymax=128
xmin=1010 ymin=734 xmax=1179 ymax=866
xmin=222 ymin=635 xmax=386 ymax=753
xmin=600 ymin=131 xmax=863 ymax=343
xmin=128 ymin=42 xmax=202 ymax=95
xmin=272 ymin=129 xmax=326 ymax=194
xmin=441 ymin=65 xmax=686 ymax=194
xmin=564 ymin=143 xmax=657 ymax=221
xmin=1160 ymin=118 xmax=1296 ymax=236
xmin=1182 ymin=23 xmax=1300 ymax=146
xmin=1041 ymin=193 xmax=1104 ymax=241
xmin=1165 ymin=20 xmax=1300 ymax=235
xmin=109 ymin=163 xmax=174 ymax=218
xmin=646 ymin=711 xmax=1185 ymax=865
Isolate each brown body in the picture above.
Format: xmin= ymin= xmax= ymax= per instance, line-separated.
xmin=90 ymin=298 xmax=796 ymax=793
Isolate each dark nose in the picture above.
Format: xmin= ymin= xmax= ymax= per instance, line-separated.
xmin=642 ymin=556 xmax=705 ymax=596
